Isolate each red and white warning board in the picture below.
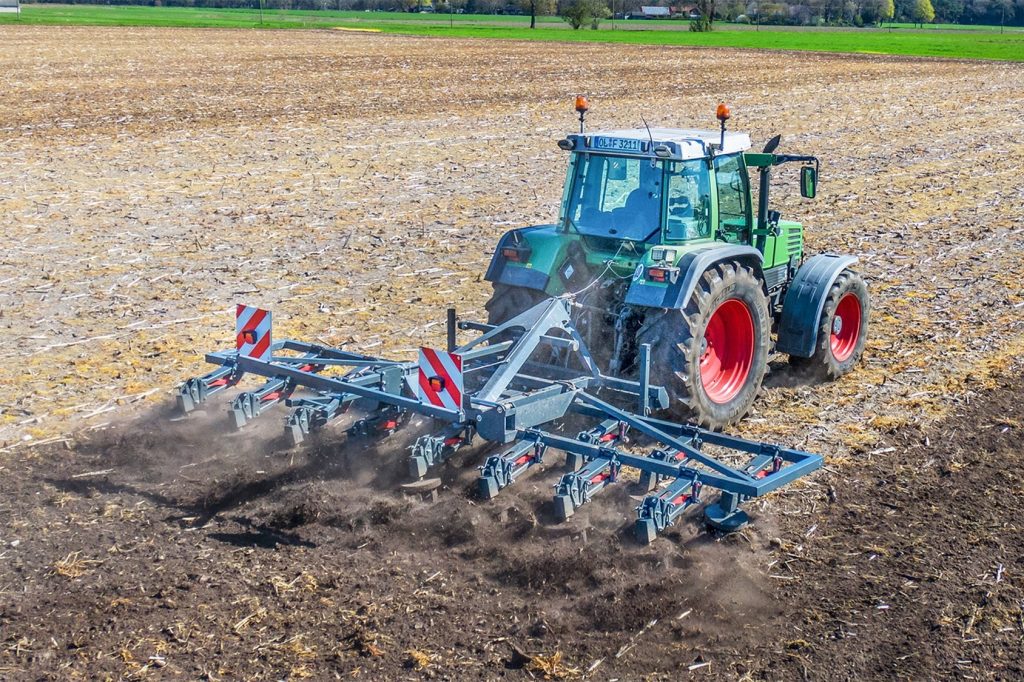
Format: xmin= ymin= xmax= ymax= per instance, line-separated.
xmin=236 ymin=304 xmax=272 ymax=361
xmin=417 ymin=347 xmax=464 ymax=411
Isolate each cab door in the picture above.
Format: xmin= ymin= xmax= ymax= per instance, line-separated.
xmin=663 ymin=159 xmax=713 ymax=243
xmin=712 ymin=154 xmax=753 ymax=244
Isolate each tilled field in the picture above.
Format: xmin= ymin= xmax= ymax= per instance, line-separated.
xmin=1 ymin=26 xmax=1022 ymax=680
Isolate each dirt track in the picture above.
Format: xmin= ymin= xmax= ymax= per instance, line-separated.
xmin=1 ymin=25 xmax=1023 ymax=680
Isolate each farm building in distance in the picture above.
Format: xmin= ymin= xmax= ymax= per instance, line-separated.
xmin=638 ymin=5 xmax=671 ymax=17
xmin=628 ymin=4 xmax=701 ymax=19
xmin=0 ymin=0 xmax=20 ymax=14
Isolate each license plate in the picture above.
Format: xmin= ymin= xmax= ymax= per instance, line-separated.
xmin=592 ymin=137 xmax=643 ymax=153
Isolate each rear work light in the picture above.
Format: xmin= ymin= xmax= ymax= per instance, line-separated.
xmin=647 ymin=266 xmax=680 ymax=284
xmin=501 ymin=244 xmax=532 ymax=263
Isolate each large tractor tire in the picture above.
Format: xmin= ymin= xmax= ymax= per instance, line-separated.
xmin=639 ymin=262 xmax=771 ymax=430
xmin=790 ymin=269 xmax=869 ymax=380
xmin=485 ymin=284 xmax=547 ymax=327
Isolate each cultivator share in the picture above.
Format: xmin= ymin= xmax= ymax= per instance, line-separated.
xmin=176 ymin=100 xmax=870 ymax=543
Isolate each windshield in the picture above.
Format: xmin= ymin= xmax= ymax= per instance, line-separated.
xmin=565 ymin=154 xmax=711 ymax=242
xmin=565 ymin=154 xmax=664 ymax=242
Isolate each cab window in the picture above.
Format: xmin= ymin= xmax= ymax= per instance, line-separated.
xmin=713 ymin=154 xmax=751 ymax=236
xmin=565 ymin=154 xmax=664 ymax=242
xmin=665 ymin=159 xmax=712 ymax=241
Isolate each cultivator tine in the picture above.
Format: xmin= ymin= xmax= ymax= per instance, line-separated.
xmin=176 ymin=366 xmax=236 ymax=414
xmin=230 ymin=377 xmax=291 ymax=429
xmin=634 ymin=475 xmax=702 ymax=544
xmin=286 ymin=404 xmax=315 ymax=445
xmin=551 ymin=420 xmax=626 ymax=520
xmin=285 ymin=396 xmax=343 ymax=446
xmin=347 ymin=405 xmax=407 ymax=439
xmin=701 ymin=446 xmax=784 ymax=532
xmin=228 ymin=359 xmax=325 ymax=429
xmin=553 ymin=456 xmax=621 ymax=521
xmin=704 ymin=492 xmax=748 ymax=532
xmin=637 ymin=447 xmax=688 ymax=492
xmin=562 ymin=419 xmax=626 ymax=470
xmin=477 ymin=438 xmax=545 ymax=500
xmin=409 ymin=425 xmax=473 ymax=479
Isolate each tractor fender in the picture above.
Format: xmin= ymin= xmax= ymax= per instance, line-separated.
xmin=775 ymin=253 xmax=859 ymax=358
xmin=624 ymin=245 xmax=765 ymax=310
xmin=484 ymin=228 xmax=551 ymax=294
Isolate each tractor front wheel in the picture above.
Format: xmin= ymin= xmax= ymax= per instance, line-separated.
xmin=640 ymin=262 xmax=771 ymax=430
xmin=790 ymin=269 xmax=869 ymax=379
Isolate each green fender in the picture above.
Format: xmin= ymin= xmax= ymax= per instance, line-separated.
xmin=624 ymin=245 xmax=765 ymax=310
xmin=775 ymin=254 xmax=859 ymax=358
xmin=484 ymin=226 xmax=558 ymax=294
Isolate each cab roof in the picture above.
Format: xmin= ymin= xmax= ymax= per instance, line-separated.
xmin=565 ymin=127 xmax=751 ymax=160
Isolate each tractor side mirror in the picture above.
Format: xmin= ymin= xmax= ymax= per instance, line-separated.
xmin=800 ymin=165 xmax=817 ymax=199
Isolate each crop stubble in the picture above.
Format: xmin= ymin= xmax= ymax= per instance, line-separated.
xmin=0 ymin=26 xmax=1021 ymax=450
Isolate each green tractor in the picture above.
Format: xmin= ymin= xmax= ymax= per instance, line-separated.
xmin=484 ymin=100 xmax=869 ymax=430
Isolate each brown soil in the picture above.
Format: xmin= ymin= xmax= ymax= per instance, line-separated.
xmin=1 ymin=365 xmax=1020 ymax=680
xmin=753 ymin=367 xmax=1024 ymax=680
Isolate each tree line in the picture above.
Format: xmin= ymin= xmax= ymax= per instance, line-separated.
xmin=22 ymin=0 xmax=1024 ymax=27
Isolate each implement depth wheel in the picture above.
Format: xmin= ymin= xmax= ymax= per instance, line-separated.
xmin=791 ymin=269 xmax=870 ymax=380
xmin=640 ymin=262 xmax=771 ymax=430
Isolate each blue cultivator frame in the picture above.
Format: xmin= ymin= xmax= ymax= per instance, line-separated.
xmin=177 ymin=298 xmax=822 ymax=544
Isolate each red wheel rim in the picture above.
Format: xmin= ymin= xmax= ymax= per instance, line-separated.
xmin=699 ymin=298 xmax=754 ymax=404
xmin=830 ymin=293 xmax=862 ymax=362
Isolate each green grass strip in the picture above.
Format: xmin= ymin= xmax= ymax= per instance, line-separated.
xmin=2 ymin=4 xmax=1021 ymax=61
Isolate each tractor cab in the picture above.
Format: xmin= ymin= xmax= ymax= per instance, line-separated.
xmin=559 ymin=127 xmax=753 ymax=248
xmin=486 ymin=104 xmax=822 ymax=305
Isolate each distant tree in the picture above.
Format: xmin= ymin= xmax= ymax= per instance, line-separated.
xmin=993 ymin=0 xmax=1012 ymax=27
xmin=521 ymin=0 xmax=554 ymax=26
xmin=761 ymin=1 xmax=789 ymax=20
xmin=930 ymin=0 xmax=962 ymax=21
xmin=559 ymin=0 xmax=608 ymax=27
xmin=690 ymin=0 xmax=715 ymax=28
xmin=720 ymin=0 xmax=746 ymax=19
xmin=913 ymin=0 xmax=935 ymax=22
xmin=559 ymin=0 xmax=584 ymax=25
xmin=589 ymin=0 xmax=610 ymax=25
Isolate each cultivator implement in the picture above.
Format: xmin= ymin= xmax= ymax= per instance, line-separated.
xmin=176 ymin=297 xmax=822 ymax=543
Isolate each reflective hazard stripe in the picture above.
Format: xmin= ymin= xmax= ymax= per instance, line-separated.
xmin=417 ymin=347 xmax=463 ymax=411
xmin=236 ymin=304 xmax=272 ymax=361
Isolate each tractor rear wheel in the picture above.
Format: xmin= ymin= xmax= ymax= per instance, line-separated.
xmin=484 ymin=284 xmax=547 ymax=327
xmin=639 ymin=262 xmax=771 ymax=430
xmin=790 ymin=269 xmax=869 ymax=379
